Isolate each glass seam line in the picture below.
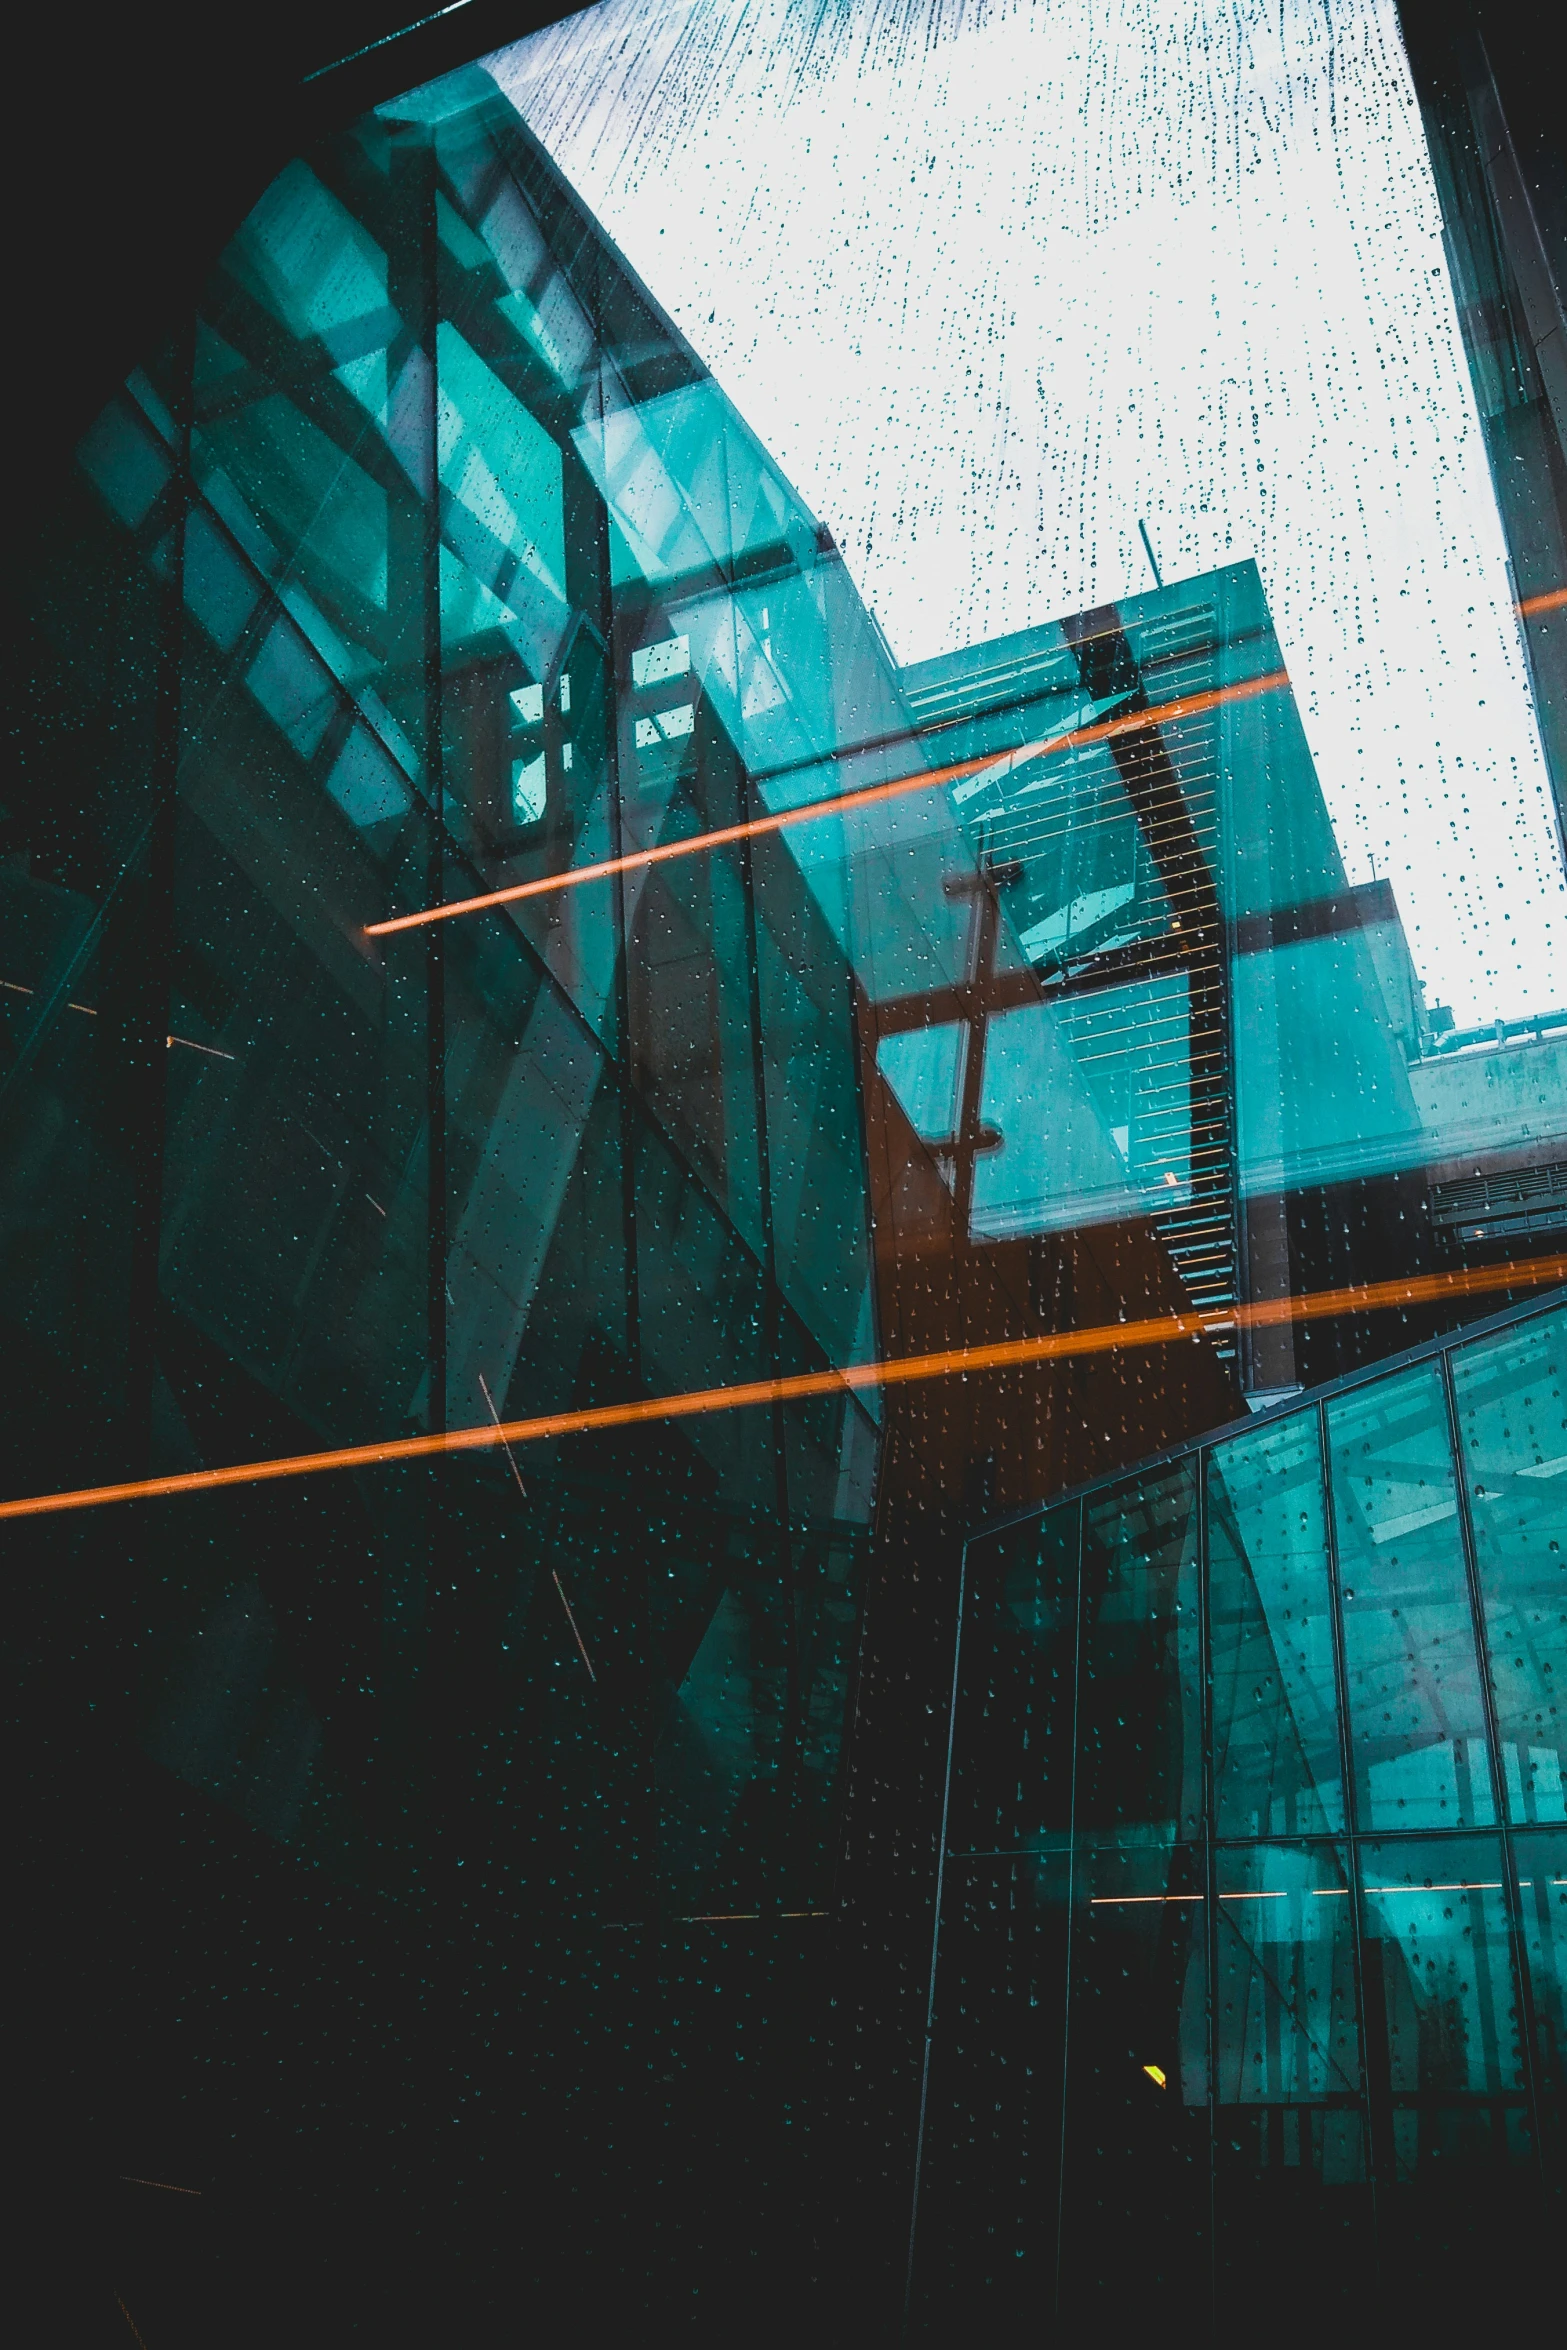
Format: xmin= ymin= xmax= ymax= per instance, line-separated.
xmin=301 ymin=1 xmax=473 ymax=84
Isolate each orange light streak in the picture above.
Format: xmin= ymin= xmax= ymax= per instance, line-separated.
xmin=363 ymin=670 xmax=1290 ymax=938
xmin=1 ymin=1250 xmax=1561 ymax=1526
xmin=1519 ymin=586 xmax=1567 ymax=617
xmin=1363 ymin=1882 xmax=1502 ymax=1895
xmin=120 ymin=2175 xmax=202 ymax=2196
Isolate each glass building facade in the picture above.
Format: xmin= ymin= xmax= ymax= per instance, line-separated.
xmin=7 ymin=70 xmax=894 ymax=2337
xmin=913 ymin=1293 xmax=1567 ymax=2334
xmin=5 ymin=5 xmax=1567 ymax=2341
xmin=7 ymin=69 xmax=884 ymax=1921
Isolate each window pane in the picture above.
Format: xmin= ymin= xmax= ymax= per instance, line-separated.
xmin=1327 ymin=1364 xmax=1494 ymax=1831
xmin=1358 ymin=1837 xmax=1530 ymax=2175
xmin=1512 ymin=1828 xmax=1567 ymax=2162
xmin=1214 ymin=1842 xmax=1362 ymax=2159
xmin=1451 ymin=1307 xmax=1567 ymax=1825
xmin=1208 ymin=1412 xmax=1343 ymax=1834
xmin=1213 ymin=1841 xmax=1372 ymax=2327
xmin=949 ymin=1505 xmax=1079 ymax=1858
xmin=1077 ymin=1463 xmax=1202 ymax=1842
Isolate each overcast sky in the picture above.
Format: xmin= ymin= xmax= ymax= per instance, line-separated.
xmin=491 ymin=0 xmax=1566 ymax=1027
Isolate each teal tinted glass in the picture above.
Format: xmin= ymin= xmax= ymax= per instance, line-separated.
xmin=1327 ymin=1364 xmax=1494 ymax=1832
xmin=1208 ymin=1410 xmax=1343 ymax=1834
xmin=1213 ymin=1842 xmax=1363 ymax=2182
xmin=1451 ymin=1306 xmax=1567 ymax=1825
xmin=1078 ymin=1463 xmax=1201 ymax=1842
xmin=1511 ymin=1829 xmax=1567 ymax=2135
xmin=1358 ymin=1837 xmax=1530 ymax=2174
xmin=949 ymin=1504 xmax=1079 ymax=1856
xmin=16 ymin=15 xmax=1567 ymax=2331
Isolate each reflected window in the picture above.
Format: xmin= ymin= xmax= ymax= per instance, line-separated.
xmin=511 ymin=752 xmax=547 ymax=825
xmin=876 ymin=1023 xmax=964 ymax=1152
xmin=631 ymin=633 xmax=691 ymax=688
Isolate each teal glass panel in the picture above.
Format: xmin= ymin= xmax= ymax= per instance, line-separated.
xmin=1358 ymin=1837 xmax=1530 ymax=2174
xmin=1211 ymin=1836 xmax=1371 ymax=2336
xmin=163 ymin=149 xmax=436 ymax=1461
xmin=971 ymin=980 xmax=1186 ymax=1243
xmin=435 ymin=323 xmax=567 ymax=653
xmin=1213 ymin=1842 xmax=1363 ymax=2178
xmin=953 ymin=728 xmax=1174 ymax=978
xmin=1208 ymin=1410 xmax=1344 ymax=1834
xmin=626 ymin=807 xmax=767 ymax=1261
xmin=1212 ymin=1828 xmax=1375 ymax=2331
xmin=1511 ymin=1829 xmax=1567 ymax=2158
xmin=1233 ymin=926 xmax=1428 ymax=1199
xmin=948 ymin=1504 xmax=1079 ymax=1858
xmin=5 ymin=73 xmax=884 ymax=1935
xmin=1451 ymin=1306 xmax=1567 ymax=1825
xmin=752 ymin=824 xmax=876 ymax=1374
xmin=1327 ymin=1364 xmax=1495 ymax=1831
xmin=1077 ymin=1463 xmax=1202 ymax=1842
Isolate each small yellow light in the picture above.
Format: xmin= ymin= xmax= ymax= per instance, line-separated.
xmin=1142 ymin=2064 xmax=1167 ymax=2089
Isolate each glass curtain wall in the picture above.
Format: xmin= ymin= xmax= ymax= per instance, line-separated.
xmin=7 ymin=5 xmax=1567 ymax=2336
xmin=5 ymin=69 xmax=878 ymax=1984
xmin=910 ymin=1293 xmax=1567 ymax=2336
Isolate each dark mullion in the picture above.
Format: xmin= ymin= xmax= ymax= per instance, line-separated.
xmin=1197 ymin=1445 xmax=1219 ymax=2345
xmin=1319 ymin=1394 xmax=1384 ymax=2259
xmin=1440 ymin=1343 xmax=1548 ymax=2182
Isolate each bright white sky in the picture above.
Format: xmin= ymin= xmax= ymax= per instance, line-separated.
xmin=490 ymin=0 xmax=1567 ymax=1027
